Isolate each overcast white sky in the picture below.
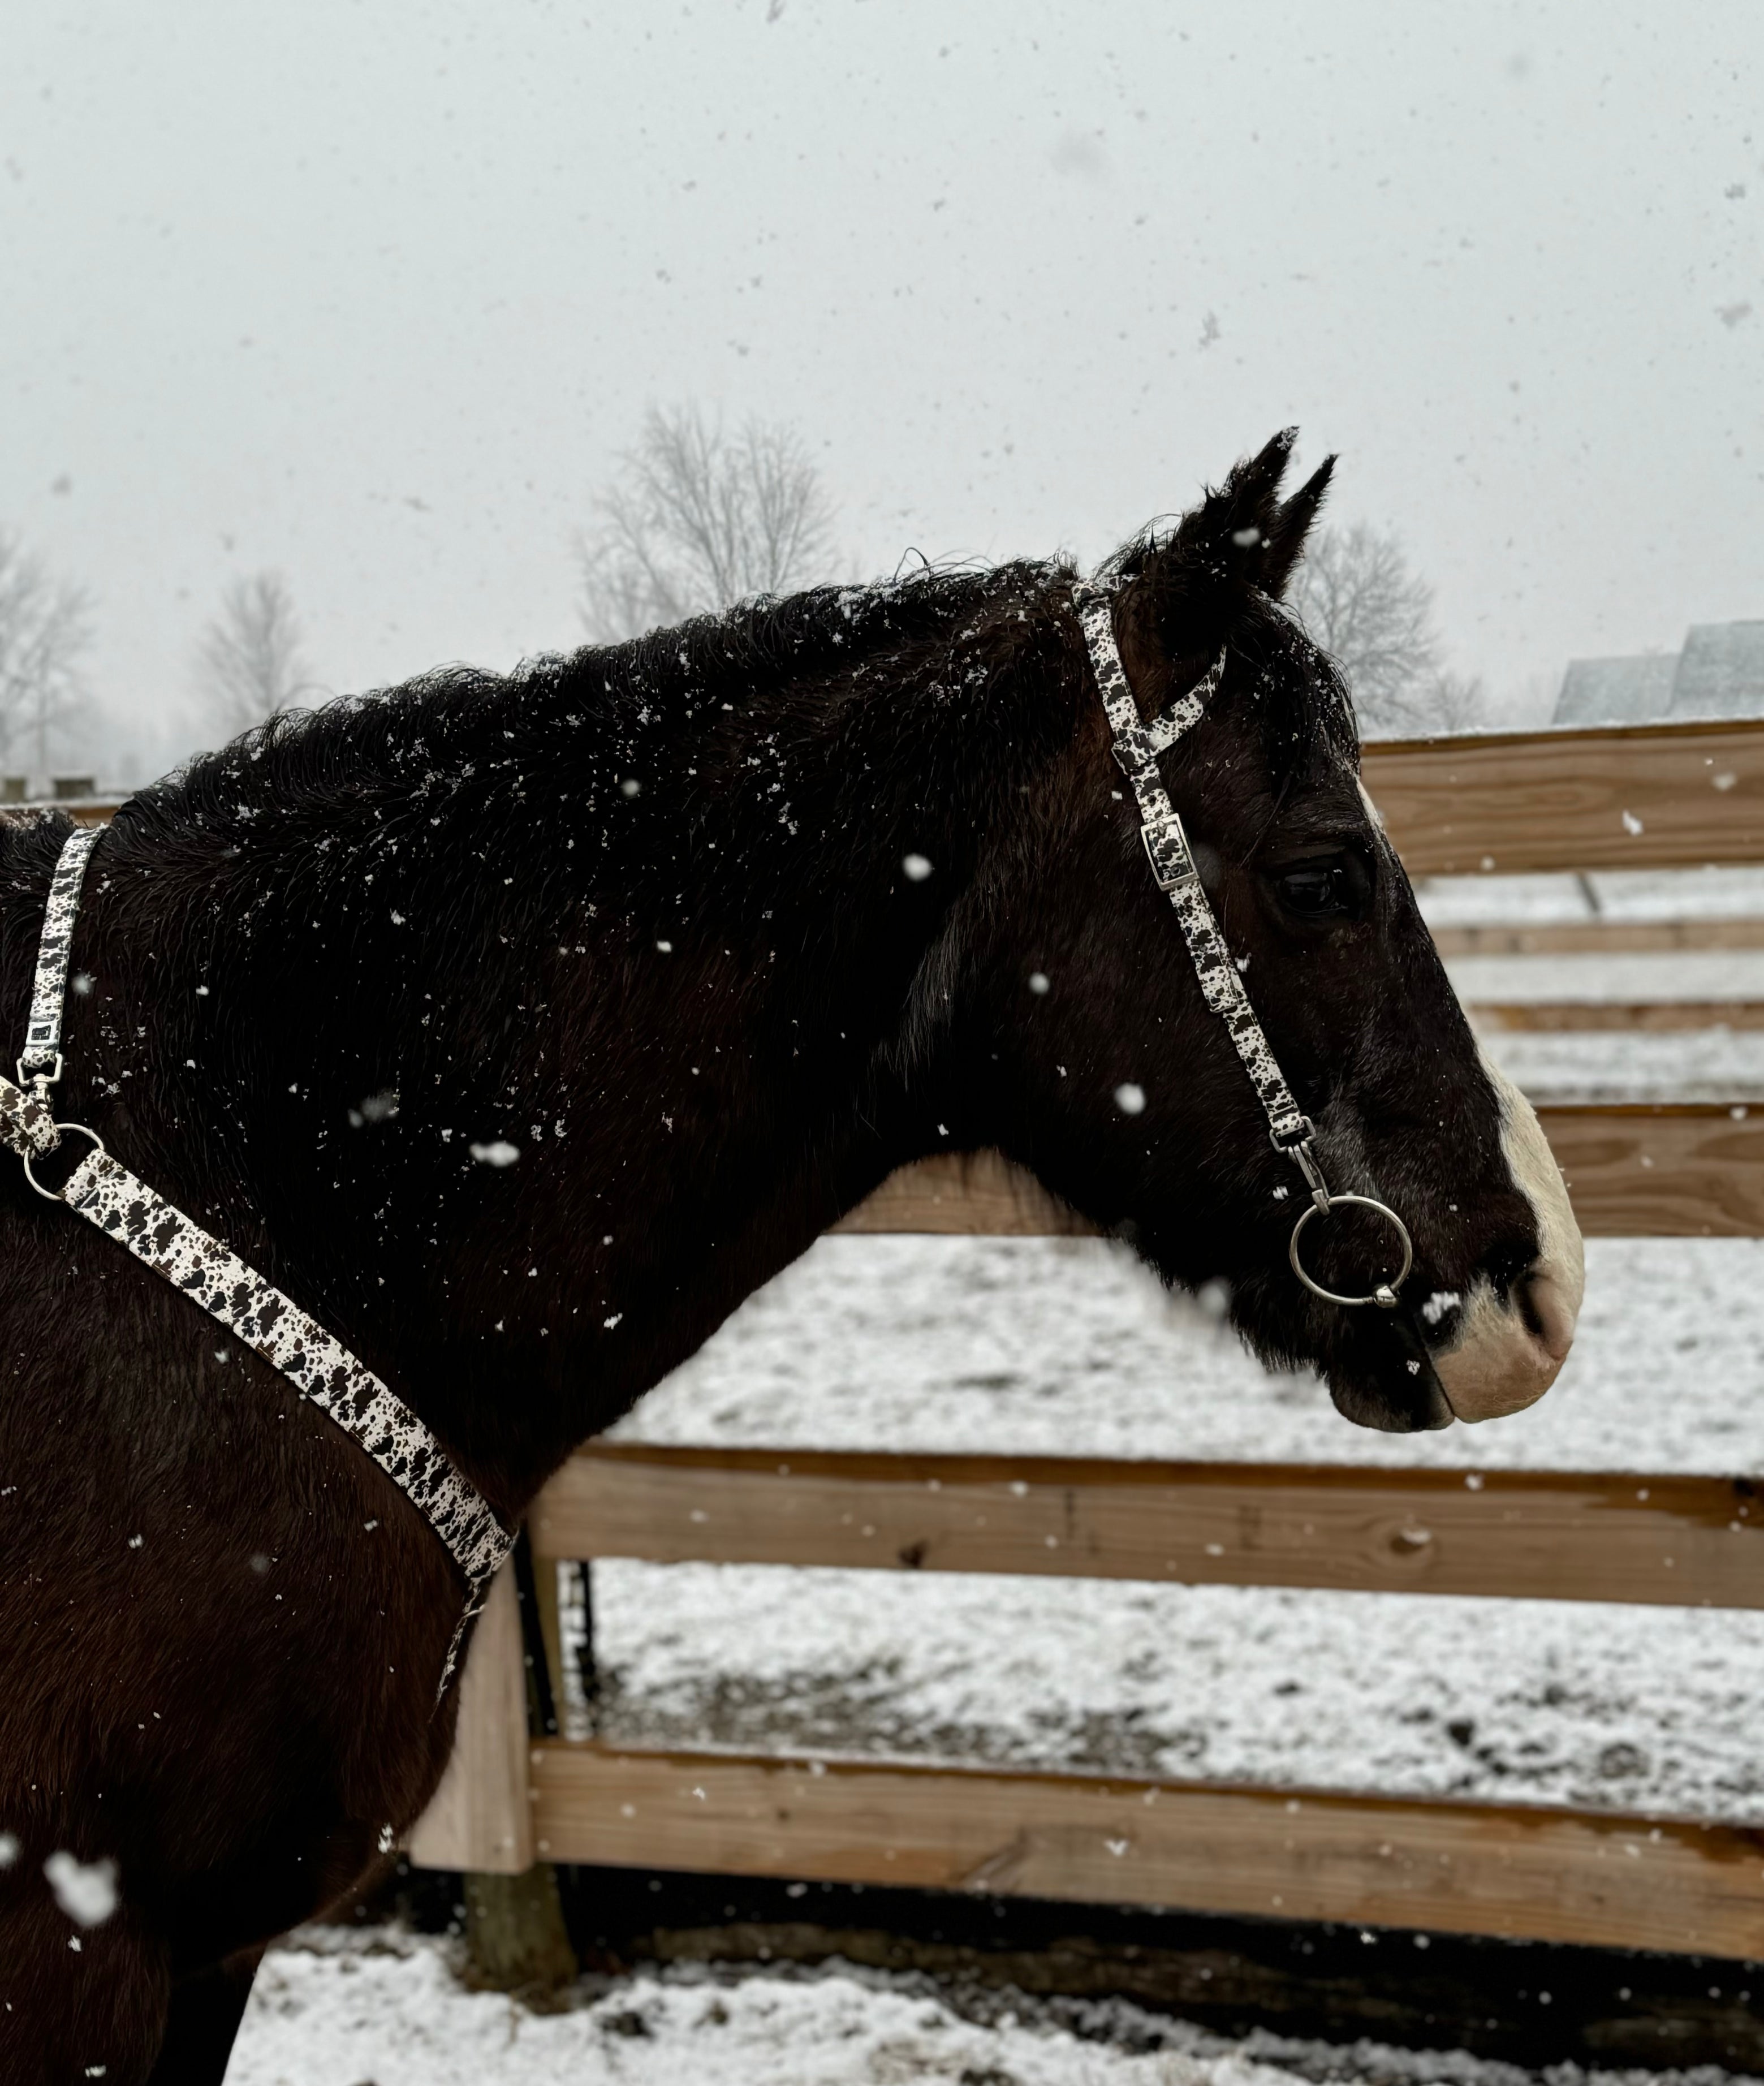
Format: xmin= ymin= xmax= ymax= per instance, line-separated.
xmin=3 ymin=1 xmax=1760 ymax=777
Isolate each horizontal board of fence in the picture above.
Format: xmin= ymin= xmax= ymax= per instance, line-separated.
xmin=532 ymin=1446 xmax=1764 ymax=1606
xmin=1362 ymin=718 xmax=1764 ymax=876
xmin=1477 ymin=1002 xmax=1764 ymax=1032
xmin=833 ymin=1149 xmax=1092 ymax=1238
xmin=524 ymin=1739 xmax=1764 ymax=1958
xmin=408 ymin=1607 xmax=1764 ymax=1955
xmin=48 ymin=718 xmax=1764 ymax=878
xmin=1434 ymin=918 xmax=1764 ymax=958
xmin=1533 ymin=1104 xmax=1764 ymax=1233
xmin=836 ymin=1109 xmax=1764 ymax=1240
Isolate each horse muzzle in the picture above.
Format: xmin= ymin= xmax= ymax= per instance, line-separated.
xmin=1432 ymin=1257 xmax=1581 ymax=1423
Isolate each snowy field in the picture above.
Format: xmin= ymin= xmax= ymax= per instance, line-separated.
xmin=1450 ymin=951 xmax=1764 ymax=1005
xmin=228 ymin=1926 xmax=1764 ymax=2086
xmin=1416 ymin=869 xmax=1764 ymax=929
xmin=1430 ymin=869 xmax=1764 ymax=1099
xmin=1473 ymin=1028 xmax=1764 ymax=1104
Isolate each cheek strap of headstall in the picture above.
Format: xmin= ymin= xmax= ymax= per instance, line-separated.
xmin=1072 ymin=578 xmax=1411 ymax=1311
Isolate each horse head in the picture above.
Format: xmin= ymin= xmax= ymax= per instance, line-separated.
xmin=909 ymin=432 xmax=1582 ymax=1432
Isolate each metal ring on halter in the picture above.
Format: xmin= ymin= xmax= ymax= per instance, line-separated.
xmin=21 ymin=1122 xmax=106 ymax=1203
xmin=1288 ymin=1193 xmax=1413 ymax=1309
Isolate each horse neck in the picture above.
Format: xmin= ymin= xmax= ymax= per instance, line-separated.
xmin=90 ymin=607 xmax=1073 ymax=1510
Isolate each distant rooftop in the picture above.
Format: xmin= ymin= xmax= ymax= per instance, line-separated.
xmin=1554 ymin=620 xmax=1764 ymax=726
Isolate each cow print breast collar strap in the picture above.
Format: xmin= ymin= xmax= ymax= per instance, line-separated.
xmin=1071 ymin=577 xmax=1414 ymax=1313
xmin=1 ymin=820 xmax=513 ymax=1696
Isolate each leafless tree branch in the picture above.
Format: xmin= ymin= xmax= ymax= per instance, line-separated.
xmin=1289 ymin=522 xmax=1485 ymax=737
xmin=196 ymin=572 xmax=316 ymax=738
xmin=0 ymin=532 xmax=95 ymax=775
xmin=578 ymin=406 xmax=838 ymax=643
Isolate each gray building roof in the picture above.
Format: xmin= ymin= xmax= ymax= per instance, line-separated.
xmin=1553 ymin=620 xmax=1764 ymax=726
xmin=1554 ymin=652 xmax=1679 ymax=726
xmin=1672 ymin=622 xmax=1764 ymax=718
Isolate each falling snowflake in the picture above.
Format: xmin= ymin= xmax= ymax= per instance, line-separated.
xmin=44 ymin=1851 xmax=118 ymax=1928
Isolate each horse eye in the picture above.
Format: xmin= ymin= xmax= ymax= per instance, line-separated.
xmin=1274 ymin=853 xmax=1366 ymax=920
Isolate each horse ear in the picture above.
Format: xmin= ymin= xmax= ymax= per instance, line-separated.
xmin=1196 ymin=427 xmax=1297 ymax=579
xmin=1106 ymin=429 xmax=1327 ymax=649
xmin=1258 ymin=456 xmax=1335 ymax=599
xmin=1135 ymin=428 xmax=1304 ymax=594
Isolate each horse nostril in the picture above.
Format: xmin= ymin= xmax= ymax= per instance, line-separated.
xmin=1516 ymin=1263 xmax=1578 ymax=1365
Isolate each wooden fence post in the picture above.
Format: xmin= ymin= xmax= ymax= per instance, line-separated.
xmin=405 ymin=1555 xmax=580 ymax=1993
xmin=408 ymin=1559 xmax=534 ymax=1873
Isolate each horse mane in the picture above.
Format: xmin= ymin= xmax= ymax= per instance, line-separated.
xmin=116 ymin=559 xmax=1072 ymax=845
xmin=115 ymin=509 xmax=1349 ymax=860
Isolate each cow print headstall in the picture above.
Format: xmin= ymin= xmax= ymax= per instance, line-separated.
xmin=1072 ymin=579 xmax=1413 ymax=1310
xmin=1 ymin=821 xmax=512 ymax=1699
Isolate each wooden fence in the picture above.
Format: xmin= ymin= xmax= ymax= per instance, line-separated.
xmin=397 ymin=716 xmax=1764 ymax=1959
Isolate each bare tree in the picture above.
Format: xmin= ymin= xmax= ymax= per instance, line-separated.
xmin=196 ymin=572 xmax=315 ymax=736
xmin=578 ymin=406 xmax=838 ymax=642
xmin=0 ymin=531 xmax=94 ymax=777
xmin=1289 ymin=522 xmax=1485 ymax=736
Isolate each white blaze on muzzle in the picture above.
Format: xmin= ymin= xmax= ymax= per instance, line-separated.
xmin=1430 ymin=1047 xmax=1585 ymax=1422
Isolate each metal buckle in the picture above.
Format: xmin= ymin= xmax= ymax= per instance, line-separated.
xmin=1140 ymin=814 xmax=1198 ymax=894
xmin=17 ymin=1052 xmax=61 ymax=1090
xmin=22 ymin=1121 xmax=106 ymax=1203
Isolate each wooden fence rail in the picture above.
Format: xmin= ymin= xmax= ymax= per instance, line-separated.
xmin=1361 ymin=718 xmax=1764 ymax=876
xmin=44 ymin=710 xmax=1764 ymax=873
xmin=410 ymin=716 xmax=1764 ymax=1960
xmin=524 ymin=1744 xmax=1764 ymax=1960
xmin=532 ymin=1445 xmax=1764 ymax=1609
xmin=836 ymin=1109 xmax=1764 ymax=1242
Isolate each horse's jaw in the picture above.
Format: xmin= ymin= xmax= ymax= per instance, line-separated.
xmin=1323 ymin=1317 xmax=1458 ymax=1432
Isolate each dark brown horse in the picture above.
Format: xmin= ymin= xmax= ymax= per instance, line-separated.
xmin=0 ymin=433 xmax=1580 ymax=2081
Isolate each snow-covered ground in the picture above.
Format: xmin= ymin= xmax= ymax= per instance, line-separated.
xmin=1474 ymin=1028 xmax=1764 ymax=1104
xmin=1450 ymin=953 xmax=1764 ymax=1005
xmin=1416 ymin=869 xmax=1764 ymax=928
xmin=227 ymin=1926 xmax=1764 ymax=2086
xmin=606 ymin=1236 xmax=1764 ymax=1473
